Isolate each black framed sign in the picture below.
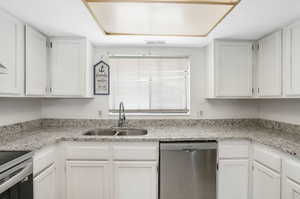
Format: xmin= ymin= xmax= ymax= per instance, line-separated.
xmin=94 ymin=60 xmax=110 ymax=95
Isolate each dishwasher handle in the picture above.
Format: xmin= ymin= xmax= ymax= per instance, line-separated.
xmin=160 ymin=142 xmax=217 ymax=151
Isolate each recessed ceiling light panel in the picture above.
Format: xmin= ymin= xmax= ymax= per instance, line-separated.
xmin=83 ymin=0 xmax=240 ymax=37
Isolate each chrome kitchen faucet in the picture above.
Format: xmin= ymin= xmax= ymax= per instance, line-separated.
xmin=118 ymin=102 xmax=126 ymax=128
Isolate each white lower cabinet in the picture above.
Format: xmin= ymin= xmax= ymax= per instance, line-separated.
xmin=64 ymin=142 xmax=158 ymax=199
xmin=285 ymin=179 xmax=300 ymax=199
xmin=34 ymin=164 xmax=56 ymax=199
xmin=114 ymin=161 xmax=157 ymax=199
xmin=252 ymin=161 xmax=280 ymax=199
xmin=284 ymin=159 xmax=300 ymax=199
xmin=218 ymin=159 xmax=249 ymax=199
xmin=66 ymin=161 xmax=110 ymax=199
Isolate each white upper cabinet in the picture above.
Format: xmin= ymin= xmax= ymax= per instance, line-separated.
xmin=256 ymin=30 xmax=283 ymax=97
xmin=25 ymin=25 xmax=47 ymax=96
xmin=283 ymin=21 xmax=300 ymax=97
xmin=49 ymin=38 xmax=93 ymax=97
xmin=206 ymin=40 xmax=253 ymax=98
xmin=0 ymin=9 xmax=24 ymax=96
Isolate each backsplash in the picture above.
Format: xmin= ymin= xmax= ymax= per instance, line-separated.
xmin=1 ymin=118 xmax=300 ymax=137
xmin=41 ymin=118 xmax=262 ymax=129
xmin=0 ymin=119 xmax=42 ymax=138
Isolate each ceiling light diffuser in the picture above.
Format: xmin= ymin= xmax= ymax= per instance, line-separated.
xmin=83 ymin=0 xmax=240 ymax=37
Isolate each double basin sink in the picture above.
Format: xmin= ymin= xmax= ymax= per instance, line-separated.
xmin=83 ymin=128 xmax=147 ymax=136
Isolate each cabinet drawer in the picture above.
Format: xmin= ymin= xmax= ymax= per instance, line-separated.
xmin=33 ymin=145 xmax=56 ymax=175
xmin=65 ymin=143 xmax=111 ymax=160
xmin=253 ymin=145 xmax=281 ymax=172
xmin=286 ymin=159 xmax=300 ymax=183
xmin=112 ymin=142 xmax=158 ymax=161
xmin=219 ymin=140 xmax=250 ymax=159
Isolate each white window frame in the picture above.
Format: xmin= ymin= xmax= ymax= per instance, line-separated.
xmin=109 ymin=55 xmax=191 ymax=115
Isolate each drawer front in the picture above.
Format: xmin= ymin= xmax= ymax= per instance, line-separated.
xmin=33 ymin=145 xmax=56 ymax=175
xmin=112 ymin=142 xmax=158 ymax=161
xmin=286 ymin=159 xmax=300 ymax=183
xmin=253 ymin=145 xmax=281 ymax=172
xmin=65 ymin=143 xmax=111 ymax=160
xmin=219 ymin=140 xmax=250 ymax=159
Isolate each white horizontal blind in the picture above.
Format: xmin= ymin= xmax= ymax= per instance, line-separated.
xmin=109 ymin=56 xmax=190 ymax=114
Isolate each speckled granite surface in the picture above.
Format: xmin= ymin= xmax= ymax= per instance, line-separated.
xmin=0 ymin=119 xmax=300 ymax=159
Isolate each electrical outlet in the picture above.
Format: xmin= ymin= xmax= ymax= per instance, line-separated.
xmin=98 ymin=110 xmax=102 ymax=117
xmin=197 ymin=110 xmax=204 ymax=118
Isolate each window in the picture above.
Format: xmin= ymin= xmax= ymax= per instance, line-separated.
xmin=109 ymin=56 xmax=190 ymax=114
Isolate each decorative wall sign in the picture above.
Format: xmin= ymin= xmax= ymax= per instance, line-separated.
xmin=94 ymin=60 xmax=110 ymax=95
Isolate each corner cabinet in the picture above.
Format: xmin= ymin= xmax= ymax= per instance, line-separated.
xmin=0 ymin=9 xmax=24 ymax=96
xmin=283 ymin=21 xmax=300 ymax=97
xmin=49 ymin=38 xmax=93 ymax=97
xmin=256 ymin=30 xmax=283 ymax=97
xmin=206 ymin=40 xmax=253 ymax=98
xmin=25 ymin=25 xmax=48 ymax=96
xmin=252 ymin=161 xmax=280 ymax=199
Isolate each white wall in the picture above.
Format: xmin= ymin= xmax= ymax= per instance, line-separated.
xmin=42 ymin=46 xmax=259 ymax=119
xmin=0 ymin=98 xmax=42 ymax=126
xmin=259 ymin=100 xmax=300 ymax=125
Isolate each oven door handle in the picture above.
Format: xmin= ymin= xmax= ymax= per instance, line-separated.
xmin=0 ymin=160 xmax=33 ymax=194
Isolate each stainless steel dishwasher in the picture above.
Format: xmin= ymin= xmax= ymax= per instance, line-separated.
xmin=160 ymin=141 xmax=217 ymax=199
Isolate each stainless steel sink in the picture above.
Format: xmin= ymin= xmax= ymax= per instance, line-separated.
xmin=84 ymin=129 xmax=117 ymax=136
xmin=83 ymin=128 xmax=147 ymax=136
xmin=115 ymin=128 xmax=148 ymax=136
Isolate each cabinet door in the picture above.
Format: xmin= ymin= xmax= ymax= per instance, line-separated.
xmin=284 ymin=21 xmax=300 ymax=96
xmin=0 ymin=11 xmax=23 ymax=95
xmin=66 ymin=161 xmax=110 ymax=199
xmin=218 ymin=159 xmax=249 ymax=199
xmin=253 ymin=161 xmax=280 ymax=199
xmin=114 ymin=161 xmax=157 ymax=199
xmin=285 ymin=179 xmax=300 ymax=199
xmin=25 ymin=25 xmax=47 ymax=96
xmin=49 ymin=39 xmax=85 ymax=96
xmin=257 ymin=31 xmax=282 ymax=97
xmin=215 ymin=41 xmax=253 ymax=97
xmin=34 ymin=164 xmax=56 ymax=199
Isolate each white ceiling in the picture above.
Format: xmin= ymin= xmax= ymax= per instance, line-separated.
xmin=0 ymin=0 xmax=300 ymax=47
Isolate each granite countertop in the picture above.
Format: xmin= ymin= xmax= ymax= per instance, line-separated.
xmin=1 ymin=121 xmax=300 ymax=159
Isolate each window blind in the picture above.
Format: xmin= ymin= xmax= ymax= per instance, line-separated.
xmin=109 ymin=56 xmax=190 ymax=114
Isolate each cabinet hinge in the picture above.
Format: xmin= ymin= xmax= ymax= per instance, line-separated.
xmin=252 ymin=43 xmax=259 ymax=51
xmin=46 ymin=41 xmax=51 ymax=48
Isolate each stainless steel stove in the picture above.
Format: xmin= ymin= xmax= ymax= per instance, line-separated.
xmin=0 ymin=151 xmax=33 ymax=199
